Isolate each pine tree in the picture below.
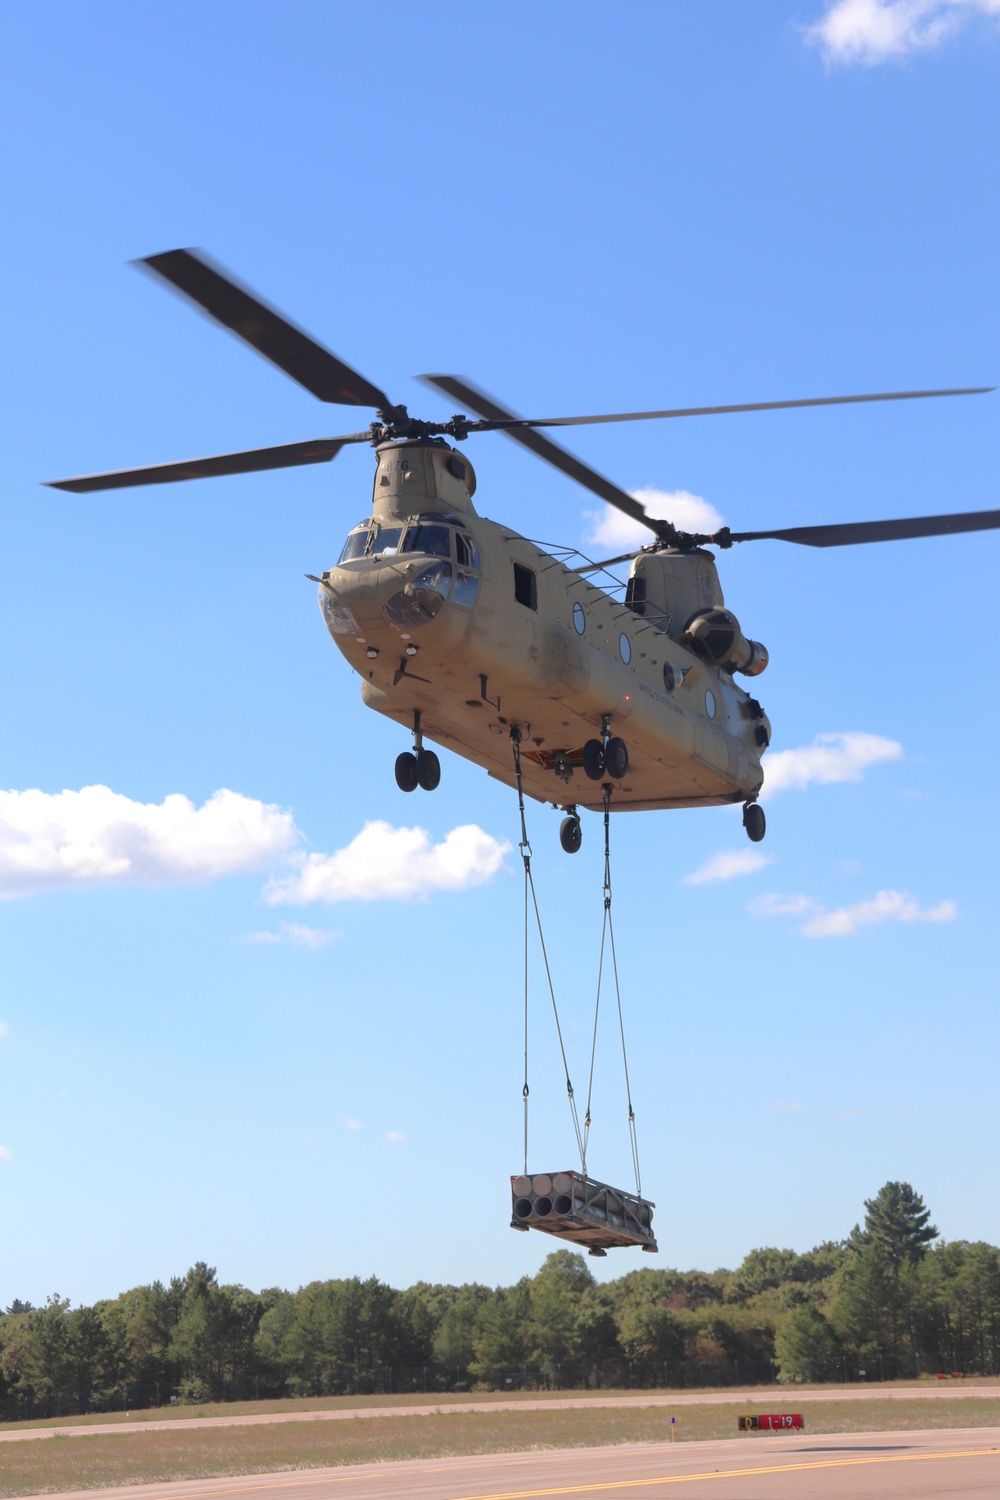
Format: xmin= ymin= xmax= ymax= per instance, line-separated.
xmin=853 ymin=1182 xmax=938 ymax=1269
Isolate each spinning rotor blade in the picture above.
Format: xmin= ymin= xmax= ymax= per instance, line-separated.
xmin=490 ymin=386 xmax=995 ymax=430
xmin=728 ymin=507 xmax=1000 ymax=549
xmin=418 ymin=374 xmax=673 ymax=540
xmin=139 ymin=250 xmax=393 ymax=411
xmin=46 ymin=437 xmax=357 ymax=493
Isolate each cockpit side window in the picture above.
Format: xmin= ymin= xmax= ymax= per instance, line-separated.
xmin=456 ymin=531 xmax=481 ymax=570
xmin=402 ymin=524 xmax=451 ymax=559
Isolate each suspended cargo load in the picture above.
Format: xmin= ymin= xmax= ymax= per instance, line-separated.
xmin=511 ymin=1171 xmax=657 ymax=1254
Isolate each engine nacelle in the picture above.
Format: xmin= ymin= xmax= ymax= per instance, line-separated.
xmin=684 ymin=608 xmax=768 ymax=677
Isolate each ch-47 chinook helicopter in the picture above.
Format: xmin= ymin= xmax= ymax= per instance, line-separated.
xmin=49 ymin=251 xmax=1000 ymax=853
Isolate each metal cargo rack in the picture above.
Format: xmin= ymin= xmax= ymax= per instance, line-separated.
xmin=510 ymin=1170 xmax=657 ymax=1255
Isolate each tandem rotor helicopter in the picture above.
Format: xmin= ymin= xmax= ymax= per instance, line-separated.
xmin=49 ymin=251 xmax=999 ymax=854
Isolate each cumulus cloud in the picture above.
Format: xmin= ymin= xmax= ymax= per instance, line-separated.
xmin=0 ymin=1146 xmax=11 ymax=1163
xmin=0 ymin=1021 xmax=7 ymax=1038
xmin=750 ymin=888 xmax=956 ymax=937
xmin=265 ymin=820 xmax=510 ymax=905
xmin=383 ymin=1130 xmax=409 ymax=1144
xmin=763 ymin=732 xmax=902 ymax=796
xmin=241 ymin=922 xmax=339 ymax=950
xmin=0 ymin=786 xmax=298 ymax=899
xmin=804 ymin=0 xmax=1000 ymax=66
xmin=683 ymin=849 xmax=771 ymax=886
xmin=339 ymin=1117 xmax=364 ymax=1132
xmin=583 ymin=488 xmax=724 ymax=555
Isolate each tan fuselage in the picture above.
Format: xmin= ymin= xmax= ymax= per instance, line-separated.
xmin=318 ymin=440 xmax=768 ymax=813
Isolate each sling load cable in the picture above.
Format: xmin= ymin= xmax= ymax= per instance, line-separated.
xmin=581 ymin=783 xmax=643 ymax=1198
xmin=510 ymin=727 xmax=585 ymax=1175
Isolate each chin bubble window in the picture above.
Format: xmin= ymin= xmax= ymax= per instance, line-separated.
xmin=383 ymin=561 xmax=453 ymax=630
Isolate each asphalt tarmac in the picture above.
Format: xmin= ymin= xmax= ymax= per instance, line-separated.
xmin=11 ymin=1427 xmax=1000 ymax=1500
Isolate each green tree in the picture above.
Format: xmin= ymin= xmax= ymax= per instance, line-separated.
xmin=469 ymin=1280 xmax=531 ymax=1384
xmin=775 ymin=1305 xmax=841 ymax=1383
xmin=853 ymin=1183 xmax=938 ymax=1269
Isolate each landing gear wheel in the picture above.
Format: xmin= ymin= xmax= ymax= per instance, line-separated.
xmin=582 ymin=739 xmax=605 ymax=780
xmin=416 ymin=748 xmax=441 ymax=791
xmin=605 ymin=736 xmax=629 ymax=779
xmin=394 ymin=751 xmax=419 ymax=793
xmin=559 ymin=815 xmax=583 ymax=854
xmin=743 ymin=803 xmax=766 ymax=843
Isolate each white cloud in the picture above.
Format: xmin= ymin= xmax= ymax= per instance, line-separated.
xmin=383 ymin=1130 xmax=409 ymax=1144
xmin=583 ymin=488 xmax=724 ymax=555
xmin=0 ymin=1146 xmax=11 ymax=1163
xmin=0 ymin=1020 xmax=7 ymax=1038
xmin=341 ymin=1118 xmax=364 ymax=1132
xmin=242 ymin=922 xmax=339 ymax=950
xmin=683 ymin=849 xmax=771 ymax=886
xmin=750 ymin=887 xmax=956 ymax=937
xmin=774 ymin=1100 xmax=803 ymax=1113
xmin=265 ymin=820 xmax=510 ymax=905
xmin=763 ymin=732 xmax=902 ymax=796
xmin=837 ymin=1106 xmax=873 ymax=1118
xmin=0 ymin=786 xmax=298 ymax=899
xmin=804 ymin=0 xmax=1000 ymax=66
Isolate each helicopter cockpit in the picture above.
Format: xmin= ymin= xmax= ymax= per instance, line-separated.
xmin=337 ymin=515 xmax=480 ymax=569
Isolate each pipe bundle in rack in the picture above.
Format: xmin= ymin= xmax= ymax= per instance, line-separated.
xmin=510 ymin=1170 xmax=657 ymax=1255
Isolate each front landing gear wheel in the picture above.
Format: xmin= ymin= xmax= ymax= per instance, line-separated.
xmin=605 ymin=736 xmax=629 ymax=779
xmin=395 ymin=751 xmax=419 ymax=793
xmin=743 ymin=803 xmax=766 ymax=843
xmin=559 ymin=815 xmax=583 ymax=854
xmin=582 ymin=739 xmax=605 ymax=780
xmin=416 ymin=748 xmax=441 ymax=791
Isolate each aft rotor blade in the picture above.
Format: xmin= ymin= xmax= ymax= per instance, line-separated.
xmin=496 ymin=386 xmax=995 ymax=430
xmin=418 ymin=374 xmax=671 ymax=539
xmin=46 ymin=437 xmax=357 ymax=493
xmin=728 ymin=507 xmax=1000 ymax=548
xmin=139 ymin=250 xmax=393 ymax=411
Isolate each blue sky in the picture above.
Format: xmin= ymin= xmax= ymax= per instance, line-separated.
xmin=1 ymin=0 xmax=998 ymax=1306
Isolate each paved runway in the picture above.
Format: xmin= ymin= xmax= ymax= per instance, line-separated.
xmin=12 ymin=1427 xmax=1000 ymax=1500
xmin=3 ymin=1383 xmax=997 ymax=1443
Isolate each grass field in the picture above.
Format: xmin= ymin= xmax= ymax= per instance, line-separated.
xmin=1 ymin=1398 xmax=999 ymax=1496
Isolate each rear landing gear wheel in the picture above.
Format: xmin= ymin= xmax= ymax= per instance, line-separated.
xmin=743 ymin=803 xmax=766 ymax=843
xmin=416 ymin=748 xmax=441 ymax=791
xmin=394 ymin=751 xmax=419 ymax=793
xmin=582 ymin=739 xmax=605 ymax=780
xmin=605 ymin=736 xmax=629 ymax=780
xmin=559 ymin=815 xmax=582 ymax=854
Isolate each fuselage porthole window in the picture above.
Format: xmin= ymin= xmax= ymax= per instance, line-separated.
xmin=513 ymin=563 xmax=538 ymax=611
xmin=705 ymin=689 xmax=717 ymax=720
xmin=619 ymin=632 xmax=632 ymax=665
xmin=573 ymin=601 xmax=586 ymax=635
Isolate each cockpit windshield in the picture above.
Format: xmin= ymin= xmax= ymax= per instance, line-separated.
xmin=338 ymin=524 xmax=370 ymax=563
xmin=402 ymin=523 xmax=451 ymax=559
xmin=370 ymin=526 xmax=402 ymax=556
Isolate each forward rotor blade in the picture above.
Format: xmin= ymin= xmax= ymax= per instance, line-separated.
xmin=493 ymin=386 xmax=995 ymax=430
xmin=139 ymin=250 xmax=393 ymax=410
xmin=728 ymin=507 xmax=1000 ymax=549
xmin=46 ymin=437 xmax=357 ymax=493
xmin=418 ymin=374 xmax=671 ymax=539
xmin=578 ymin=550 xmax=643 ymax=573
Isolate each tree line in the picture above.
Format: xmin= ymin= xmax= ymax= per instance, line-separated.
xmin=2 ymin=1182 xmax=997 ymax=1420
